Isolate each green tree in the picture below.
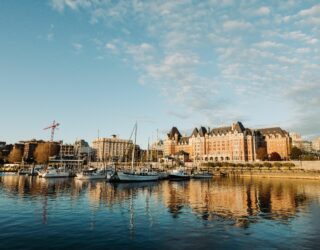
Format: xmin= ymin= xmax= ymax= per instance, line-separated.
xmin=290 ymin=146 xmax=302 ymax=160
xmin=8 ymin=148 xmax=23 ymax=163
xmin=34 ymin=142 xmax=59 ymax=164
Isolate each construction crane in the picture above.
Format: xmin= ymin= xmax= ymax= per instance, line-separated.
xmin=43 ymin=120 xmax=60 ymax=142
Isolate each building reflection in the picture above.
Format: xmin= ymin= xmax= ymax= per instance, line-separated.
xmin=162 ymin=177 xmax=313 ymax=226
xmin=0 ymin=175 xmax=319 ymax=228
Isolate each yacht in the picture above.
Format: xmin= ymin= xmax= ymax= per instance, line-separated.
xmin=168 ymin=168 xmax=191 ymax=180
xmin=41 ymin=166 xmax=69 ymax=178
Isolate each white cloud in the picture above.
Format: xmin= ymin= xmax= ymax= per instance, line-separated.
xmin=256 ymin=6 xmax=270 ymax=16
xmin=72 ymin=42 xmax=83 ymax=53
xmin=254 ymin=41 xmax=283 ymax=48
xmin=296 ymin=47 xmax=311 ymax=53
xmin=298 ymin=4 xmax=320 ymax=17
xmin=223 ymin=20 xmax=252 ymax=30
xmin=105 ymin=43 xmax=117 ymax=51
xmin=51 ymin=0 xmax=92 ymax=12
xmin=50 ymin=0 xmax=320 ymax=136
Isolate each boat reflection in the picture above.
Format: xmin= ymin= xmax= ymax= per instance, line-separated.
xmin=0 ymin=175 xmax=319 ymax=228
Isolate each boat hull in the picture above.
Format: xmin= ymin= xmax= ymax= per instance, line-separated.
xmin=117 ymin=172 xmax=159 ymax=182
xmin=76 ymin=175 xmax=106 ymax=180
xmin=192 ymin=173 xmax=213 ymax=179
xmin=168 ymin=174 xmax=191 ymax=181
xmin=42 ymin=173 xmax=69 ymax=178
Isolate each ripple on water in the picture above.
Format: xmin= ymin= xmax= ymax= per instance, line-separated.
xmin=1 ymin=176 xmax=320 ymax=249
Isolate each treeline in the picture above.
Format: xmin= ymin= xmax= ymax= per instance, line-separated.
xmin=290 ymin=146 xmax=319 ymax=161
xmin=1 ymin=142 xmax=59 ymax=164
xmin=201 ymin=161 xmax=296 ymax=169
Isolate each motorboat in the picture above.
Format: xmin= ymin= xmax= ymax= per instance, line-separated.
xmin=41 ymin=166 xmax=69 ymax=178
xmin=168 ymin=168 xmax=191 ymax=180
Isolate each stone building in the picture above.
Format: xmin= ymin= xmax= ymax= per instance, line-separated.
xmin=257 ymin=128 xmax=291 ymax=160
xmin=164 ymin=122 xmax=291 ymax=162
xmin=92 ymin=135 xmax=134 ymax=162
xmin=60 ymin=144 xmax=75 ymax=157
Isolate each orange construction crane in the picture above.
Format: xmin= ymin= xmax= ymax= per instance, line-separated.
xmin=44 ymin=120 xmax=60 ymax=142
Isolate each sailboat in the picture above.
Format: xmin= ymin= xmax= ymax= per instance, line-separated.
xmin=115 ymin=123 xmax=159 ymax=182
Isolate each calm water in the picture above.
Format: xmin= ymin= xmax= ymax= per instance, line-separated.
xmin=1 ymin=175 xmax=320 ymax=249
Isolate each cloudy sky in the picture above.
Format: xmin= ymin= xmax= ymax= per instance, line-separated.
xmin=1 ymin=0 xmax=319 ymax=146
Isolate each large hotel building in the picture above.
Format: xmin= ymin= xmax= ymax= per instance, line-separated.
xmin=92 ymin=135 xmax=134 ymax=162
xmin=164 ymin=122 xmax=291 ymax=162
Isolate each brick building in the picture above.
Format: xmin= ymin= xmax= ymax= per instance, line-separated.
xmin=164 ymin=122 xmax=291 ymax=162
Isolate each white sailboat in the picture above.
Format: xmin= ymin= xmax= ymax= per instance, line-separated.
xmin=116 ymin=123 xmax=159 ymax=182
xmin=41 ymin=166 xmax=69 ymax=178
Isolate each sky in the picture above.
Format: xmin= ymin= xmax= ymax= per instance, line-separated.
xmin=0 ymin=0 xmax=319 ymax=147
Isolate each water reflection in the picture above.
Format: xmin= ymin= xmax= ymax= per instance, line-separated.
xmin=0 ymin=175 xmax=319 ymax=228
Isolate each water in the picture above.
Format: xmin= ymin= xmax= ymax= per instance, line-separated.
xmin=1 ymin=175 xmax=320 ymax=249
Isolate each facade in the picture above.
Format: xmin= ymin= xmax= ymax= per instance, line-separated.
xmin=258 ymin=128 xmax=291 ymax=160
xmin=60 ymin=144 xmax=75 ymax=157
xmin=20 ymin=139 xmax=45 ymax=163
xmin=290 ymin=132 xmax=302 ymax=148
xmin=312 ymin=137 xmax=320 ymax=152
xmin=164 ymin=122 xmax=291 ymax=162
xmin=92 ymin=135 xmax=134 ymax=162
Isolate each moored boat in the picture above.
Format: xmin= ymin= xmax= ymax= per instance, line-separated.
xmin=116 ymin=170 xmax=159 ymax=182
xmin=168 ymin=169 xmax=191 ymax=180
xmin=192 ymin=171 xmax=213 ymax=179
xmin=41 ymin=166 xmax=69 ymax=178
xmin=76 ymin=168 xmax=107 ymax=180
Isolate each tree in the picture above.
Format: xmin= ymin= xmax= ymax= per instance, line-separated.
xmin=269 ymin=152 xmax=281 ymax=161
xmin=34 ymin=142 xmax=59 ymax=164
xmin=290 ymin=146 xmax=303 ymax=160
xmin=256 ymin=147 xmax=268 ymax=161
xmin=8 ymin=148 xmax=23 ymax=163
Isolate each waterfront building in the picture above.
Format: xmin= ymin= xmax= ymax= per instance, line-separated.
xmin=92 ymin=135 xmax=134 ymax=162
xmin=60 ymin=144 xmax=75 ymax=157
xmin=257 ymin=127 xmax=291 ymax=160
xmin=312 ymin=137 xmax=320 ymax=152
xmin=19 ymin=139 xmax=45 ymax=163
xmin=290 ymin=132 xmax=302 ymax=148
xmin=164 ymin=122 xmax=291 ymax=162
xmin=300 ymin=140 xmax=313 ymax=152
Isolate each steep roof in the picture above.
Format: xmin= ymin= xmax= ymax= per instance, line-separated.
xmin=199 ymin=126 xmax=207 ymax=137
xmin=179 ymin=137 xmax=189 ymax=144
xmin=191 ymin=128 xmax=199 ymax=137
xmin=257 ymin=127 xmax=289 ymax=137
xmin=167 ymin=127 xmax=182 ymax=139
xmin=209 ymin=122 xmax=246 ymax=135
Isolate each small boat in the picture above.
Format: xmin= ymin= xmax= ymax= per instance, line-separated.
xmin=192 ymin=171 xmax=213 ymax=179
xmin=168 ymin=169 xmax=191 ymax=180
xmin=76 ymin=168 xmax=107 ymax=180
xmin=41 ymin=166 xmax=69 ymax=178
xmin=17 ymin=168 xmax=31 ymax=175
xmin=116 ymin=169 xmax=159 ymax=182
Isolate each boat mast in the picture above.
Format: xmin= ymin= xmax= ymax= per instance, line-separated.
xmin=131 ymin=122 xmax=137 ymax=172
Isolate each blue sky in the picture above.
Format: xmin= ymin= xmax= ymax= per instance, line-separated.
xmin=0 ymin=0 xmax=319 ymax=147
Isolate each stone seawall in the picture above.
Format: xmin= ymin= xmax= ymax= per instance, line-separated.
xmin=223 ymin=169 xmax=320 ymax=180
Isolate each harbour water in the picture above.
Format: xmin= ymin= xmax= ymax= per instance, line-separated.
xmin=1 ymin=175 xmax=320 ymax=249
